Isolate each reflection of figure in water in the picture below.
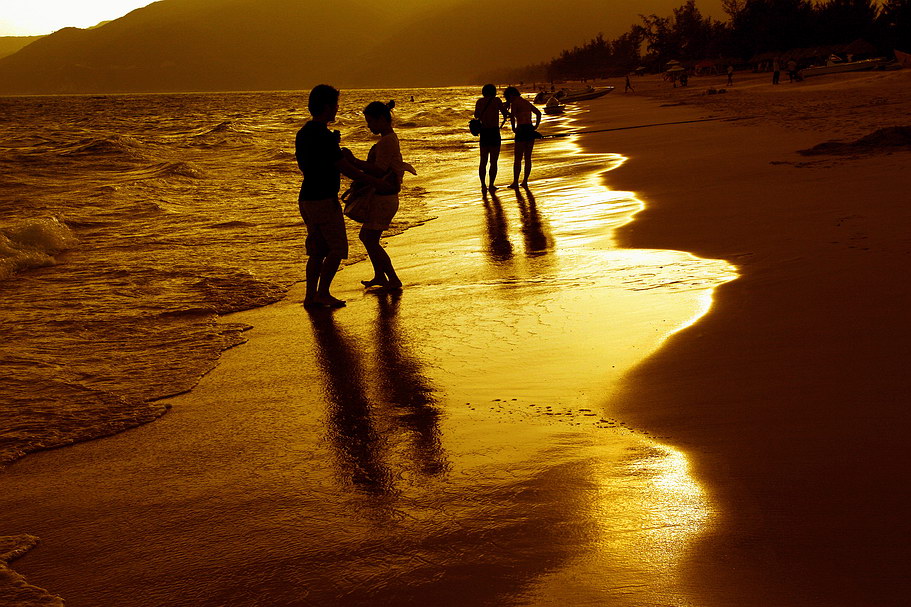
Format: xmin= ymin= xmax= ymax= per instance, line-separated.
xmin=373 ymin=294 xmax=446 ymax=475
xmin=514 ymin=185 xmax=552 ymax=256
xmin=503 ymin=86 xmax=542 ymax=189
xmin=296 ymin=84 xmax=388 ymax=309
xmin=343 ymin=101 xmax=416 ymax=291
xmin=474 ymin=84 xmax=509 ymax=192
xmin=481 ymin=188 xmax=514 ymax=262
xmin=309 ymin=312 xmax=391 ymax=493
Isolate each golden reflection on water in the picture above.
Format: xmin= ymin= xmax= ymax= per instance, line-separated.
xmin=416 ymin=128 xmax=735 ymax=602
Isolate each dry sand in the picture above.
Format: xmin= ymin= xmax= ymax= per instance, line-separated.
xmin=3 ymin=68 xmax=910 ymax=606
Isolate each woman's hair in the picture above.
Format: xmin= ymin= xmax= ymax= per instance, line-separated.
xmin=504 ymin=86 xmax=520 ymax=99
xmin=482 ymin=84 xmax=496 ymax=97
xmin=308 ymin=84 xmax=339 ymax=116
xmin=364 ymin=100 xmax=395 ymax=122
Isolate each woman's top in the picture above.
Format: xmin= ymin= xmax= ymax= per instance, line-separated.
xmin=367 ymin=132 xmax=417 ymax=195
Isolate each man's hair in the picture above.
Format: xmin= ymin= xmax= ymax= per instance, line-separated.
xmin=308 ymin=84 xmax=339 ymax=116
xmin=504 ymin=86 xmax=520 ymax=99
xmin=481 ymin=84 xmax=496 ymax=97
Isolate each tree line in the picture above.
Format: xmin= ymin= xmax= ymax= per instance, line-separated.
xmin=483 ymin=0 xmax=910 ymax=82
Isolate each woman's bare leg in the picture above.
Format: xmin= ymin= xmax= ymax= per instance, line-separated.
xmin=521 ymin=140 xmax=535 ymax=186
xmin=359 ymin=227 xmax=401 ymax=289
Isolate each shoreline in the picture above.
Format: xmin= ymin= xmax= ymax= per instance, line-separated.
xmin=1 ymin=98 xmax=734 ymax=606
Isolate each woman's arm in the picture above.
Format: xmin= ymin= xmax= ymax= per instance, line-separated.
xmin=341 ymin=148 xmax=385 ymax=177
xmin=336 ymin=156 xmax=387 ymax=189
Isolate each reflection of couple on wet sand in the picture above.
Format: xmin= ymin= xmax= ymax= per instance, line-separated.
xmin=482 ymin=186 xmax=553 ymax=263
xmin=296 ymin=85 xmax=415 ymax=309
xmin=308 ymin=295 xmax=446 ymax=493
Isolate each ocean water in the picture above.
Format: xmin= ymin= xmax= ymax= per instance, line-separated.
xmin=0 ymin=88 xmax=485 ymax=468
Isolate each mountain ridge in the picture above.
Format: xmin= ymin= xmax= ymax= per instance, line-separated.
xmin=0 ymin=0 xmax=724 ymax=94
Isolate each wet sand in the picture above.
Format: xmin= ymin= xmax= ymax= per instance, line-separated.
xmin=3 ymin=69 xmax=911 ymax=606
xmin=598 ymin=69 xmax=911 ymax=606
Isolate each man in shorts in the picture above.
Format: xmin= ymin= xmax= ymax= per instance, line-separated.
xmin=296 ymin=84 xmax=388 ymax=308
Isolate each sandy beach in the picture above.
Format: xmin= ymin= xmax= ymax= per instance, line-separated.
xmin=603 ymin=68 xmax=911 ymax=605
xmin=3 ymin=68 xmax=911 ymax=606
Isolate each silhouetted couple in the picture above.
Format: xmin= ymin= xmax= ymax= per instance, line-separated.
xmin=296 ymin=85 xmax=413 ymax=308
xmin=475 ymin=84 xmax=542 ymax=191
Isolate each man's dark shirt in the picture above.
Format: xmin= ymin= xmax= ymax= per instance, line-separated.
xmin=295 ymin=121 xmax=343 ymax=201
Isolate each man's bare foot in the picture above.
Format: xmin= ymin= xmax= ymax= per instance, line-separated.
xmin=488 ymin=185 xmax=498 ymax=192
xmin=520 ymin=181 xmax=528 ymax=187
xmin=368 ymin=279 xmax=402 ymax=292
xmin=507 ymin=182 xmax=519 ymax=189
xmin=361 ymin=278 xmax=387 ymax=288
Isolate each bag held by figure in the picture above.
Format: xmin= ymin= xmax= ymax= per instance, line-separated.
xmin=341 ymin=182 xmax=374 ymax=223
xmin=469 ymin=95 xmax=495 ymax=136
xmin=341 ymin=170 xmax=400 ymax=223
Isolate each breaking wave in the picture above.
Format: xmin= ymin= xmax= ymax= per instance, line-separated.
xmin=0 ymin=217 xmax=78 ymax=280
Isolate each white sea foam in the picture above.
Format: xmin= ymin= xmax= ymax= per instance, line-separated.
xmin=0 ymin=217 xmax=78 ymax=280
xmin=0 ymin=535 xmax=65 ymax=607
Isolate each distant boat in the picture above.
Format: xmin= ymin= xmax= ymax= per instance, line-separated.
xmin=800 ymin=57 xmax=892 ymax=78
xmin=559 ymin=86 xmax=614 ymax=102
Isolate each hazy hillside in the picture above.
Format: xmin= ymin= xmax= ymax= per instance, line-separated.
xmin=0 ymin=0 xmax=725 ymax=94
xmin=349 ymin=0 xmax=710 ymax=87
xmin=0 ymin=36 xmax=43 ymax=60
xmin=0 ymin=0 xmax=395 ymax=94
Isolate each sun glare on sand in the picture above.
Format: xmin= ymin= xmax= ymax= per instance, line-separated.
xmin=0 ymin=1 xmax=155 ymax=36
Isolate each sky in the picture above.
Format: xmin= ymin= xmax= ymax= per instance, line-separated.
xmin=0 ymin=0 xmax=157 ymax=35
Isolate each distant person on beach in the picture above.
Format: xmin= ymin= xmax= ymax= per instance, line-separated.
xmin=295 ymin=84 xmax=389 ymax=308
xmin=726 ymin=65 xmax=734 ymax=86
xmin=772 ymin=58 xmax=781 ymax=84
xmin=624 ymin=74 xmax=634 ymax=93
xmin=503 ymin=86 xmax=542 ymax=189
xmin=787 ymin=60 xmax=799 ymax=82
xmin=474 ymin=84 xmax=509 ymax=192
xmin=343 ymin=101 xmax=416 ymax=291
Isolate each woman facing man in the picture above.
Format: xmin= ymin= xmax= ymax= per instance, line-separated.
xmin=474 ymin=84 xmax=542 ymax=191
xmin=344 ymin=100 xmax=415 ymax=291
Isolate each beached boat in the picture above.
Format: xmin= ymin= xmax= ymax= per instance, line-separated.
xmin=800 ymin=57 xmax=892 ymax=78
xmin=559 ymin=86 xmax=614 ymax=102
